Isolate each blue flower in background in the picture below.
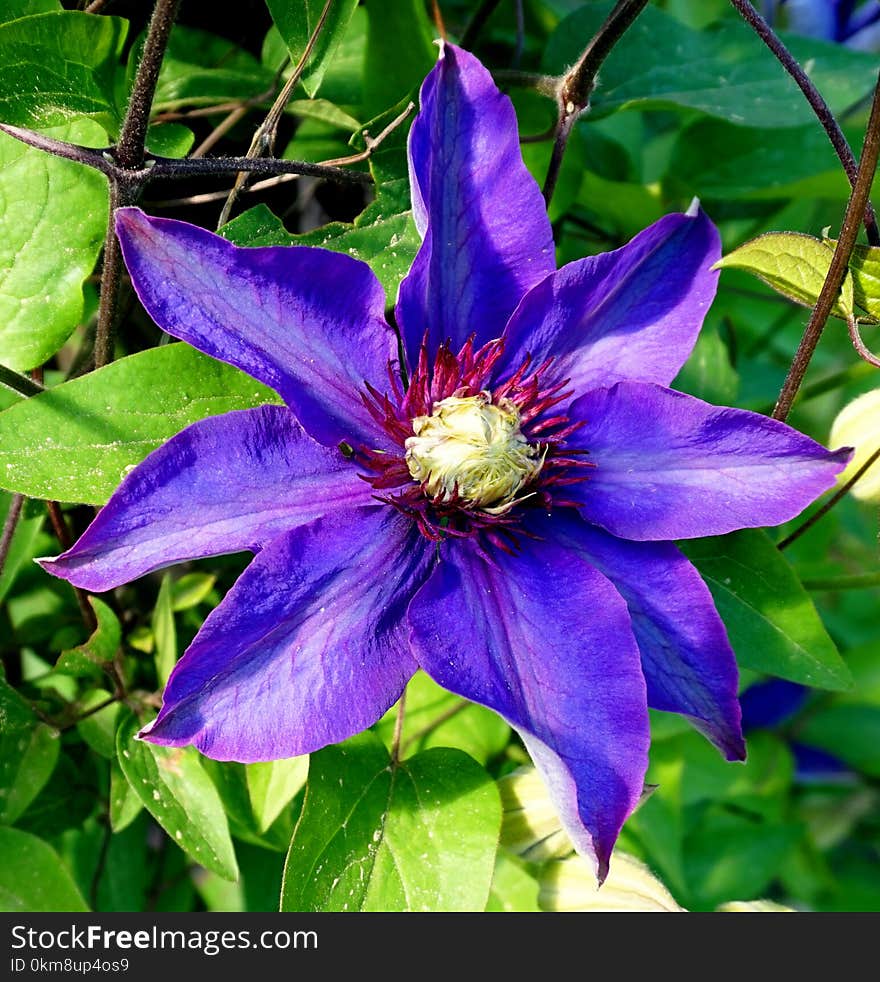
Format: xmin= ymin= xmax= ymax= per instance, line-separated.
xmin=41 ymin=44 xmax=849 ymax=879
xmin=769 ymin=0 xmax=880 ymax=47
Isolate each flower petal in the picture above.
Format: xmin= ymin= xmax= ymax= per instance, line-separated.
xmin=115 ymin=207 xmax=397 ymax=448
xmin=39 ymin=405 xmax=370 ymax=592
xmin=408 ymin=515 xmax=650 ymax=880
xmin=140 ymin=507 xmax=434 ymax=761
xmin=496 ymin=208 xmax=720 ymax=390
xmin=396 ymin=43 xmax=555 ymax=361
xmin=554 ymin=516 xmax=744 ymax=761
xmin=569 ymin=381 xmax=850 ymax=540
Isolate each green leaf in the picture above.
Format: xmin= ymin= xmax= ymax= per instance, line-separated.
xmin=281 ymin=732 xmax=501 ymax=911
xmin=56 ymin=597 xmax=120 ymax=677
xmin=152 ymin=25 xmax=275 ymax=111
xmin=109 ymin=758 xmax=142 ymax=832
xmin=798 ymin=705 xmax=880 ymax=777
xmin=714 ymin=232 xmax=858 ymax=321
xmin=171 ymin=571 xmax=217 ymax=612
xmin=2 ymin=1 xmax=60 ymax=24
xmin=0 ymin=11 xmax=127 ymax=130
xmin=828 ymin=241 xmax=880 ymax=325
xmin=667 ymin=118 xmax=853 ymax=202
xmin=545 ymin=2 xmax=880 ymax=128
xmin=0 ymin=675 xmax=60 ymax=824
xmin=266 ymin=0 xmax=360 ymax=98
xmin=0 ymin=343 xmax=281 ymax=504
xmin=0 ymin=826 xmax=88 ymax=911
xmin=487 ymin=852 xmax=541 ymax=912
xmin=0 ymin=118 xmax=109 ymax=371
xmin=673 ymin=324 xmax=739 ymax=405
xmin=145 ymin=121 xmax=195 ymax=158
xmin=0 ymin=492 xmax=44 ymax=604
xmin=375 ymin=671 xmax=510 ymax=766
xmin=116 ymin=713 xmax=239 ymax=881
xmin=362 ymin=0 xmax=435 ymax=118
xmin=75 ymin=689 xmax=120 ymax=759
xmin=246 ymin=757 xmax=310 ymax=835
xmin=152 ymin=574 xmax=177 ymax=687
xmin=681 ymin=529 xmax=852 ymax=690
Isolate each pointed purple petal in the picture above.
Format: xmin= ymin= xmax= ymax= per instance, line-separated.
xmin=408 ymin=518 xmax=650 ymax=879
xmin=569 ymin=381 xmax=850 ymax=540
xmin=555 ymin=516 xmax=744 ymax=761
xmin=115 ymin=207 xmax=397 ymax=448
xmin=396 ymin=43 xmax=555 ymax=362
xmin=496 ymin=209 xmax=720 ymax=389
xmin=141 ymin=507 xmax=433 ymax=761
xmin=39 ymin=405 xmax=370 ymax=592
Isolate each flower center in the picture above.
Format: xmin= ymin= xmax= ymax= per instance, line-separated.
xmin=404 ymin=392 xmax=544 ymax=512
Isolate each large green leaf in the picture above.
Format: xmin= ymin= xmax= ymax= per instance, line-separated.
xmin=0 ymin=677 xmax=60 ymax=824
xmin=0 ymin=343 xmax=280 ymax=504
xmin=0 ymin=119 xmax=109 ymax=371
xmin=682 ymin=529 xmax=852 ymax=690
xmin=667 ymin=118 xmax=854 ymax=202
xmin=0 ymin=826 xmax=88 ymax=912
xmin=2 ymin=1 xmax=60 ymax=22
xmin=116 ymin=713 xmax=239 ymax=881
xmin=0 ymin=10 xmax=127 ymax=130
xmin=545 ymin=2 xmax=880 ymax=127
xmin=281 ymin=732 xmax=501 ymax=911
xmin=152 ymin=24 xmax=275 ymax=111
xmin=266 ymin=0 xmax=360 ymax=98
xmin=362 ymin=0 xmax=435 ymax=118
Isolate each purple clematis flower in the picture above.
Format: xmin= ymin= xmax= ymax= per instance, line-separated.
xmin=41 ymin=44 xmax=849 ymax=879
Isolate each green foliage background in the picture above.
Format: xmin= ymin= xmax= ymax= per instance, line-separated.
xmin=0 ymin=0 xmax=878 ymax=913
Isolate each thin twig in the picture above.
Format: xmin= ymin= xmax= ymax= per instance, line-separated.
xmin=543 ymin=0 xmax=649 ymax=205
xmin=729 ymin=0 xmax=880 ymax=246
xmin=390 ymin=689 xmax=407 ymax=765
xmin=46 ymin=502 xmax=98 ymax=634
xmin=115 ymin=0 xmax=182 ymax=171
xmin=847 ymin=313 xmax=880 ymax=367
xmin=772 ymin=71 xmax=880 ymax=422
xmin=400 ymin=701 xmax=469 ymax=757
xmin=217 ymin=0 xmax=334 ymax=227
xmin=778 ymin=446 xmax=880 ymax=550
xmin=0 ymin=363 xmax=44 ymax=398
xmin=0 ymin=494 xmax=25 ymax=582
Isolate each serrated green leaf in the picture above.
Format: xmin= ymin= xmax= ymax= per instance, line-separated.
xmin=152 ymin=574 xmax=177 ymax=687
xmin=0 ymin=826 xmax=88 ymax=911
xmin=682 ymin=529 xmax=852 ymax=690
xmin=545 ymin=2 xmax=880 ymax=128
xmin=116 ymin=713 xmax=239 ymax=881
xmin=56 ymin=597 xmax=120 ymax=677
xmin=0 ymin=343 xmax=281 ymax=504
xmin=281 ymin=732 xmax=501 ymax=911
xmin=247 ymin=756 xmax=309 ymax=834
xmin=0 ymin=118 xmax=109 ymax=371
xmin=152 ymin=25 xmax=275 ymax=112
xmin=266 ymin=0 xmax=359 ymax=98
xmin=171 ymin=572 xmax=217 ymax=612
xmin=714 ymin=232 xmax=858 ymax=321
xmin=0 ymin=11 xmax=127 ymax=130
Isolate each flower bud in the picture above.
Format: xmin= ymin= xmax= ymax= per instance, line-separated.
xmin=829 ymin=388 xmax=880 ymax=502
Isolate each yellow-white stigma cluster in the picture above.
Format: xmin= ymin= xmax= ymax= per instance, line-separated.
xmin=405 ymin=392 xmax=544 ymax=513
